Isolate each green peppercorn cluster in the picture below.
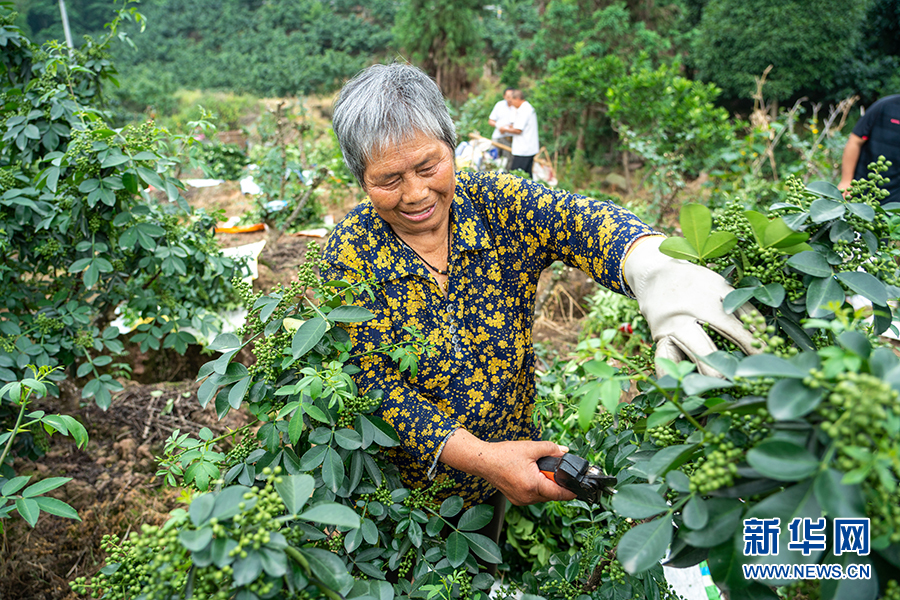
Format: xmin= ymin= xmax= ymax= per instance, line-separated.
xmin=818 ymin=371 xmax=900 ymax=541
xmin=74 ymin=329 xmax=94 ymax=349
xmin=337 ymin=394 xmax=381 ymax=429
xmin=689 ymin=435 xmax=740 ymax=494
xmin=885 ymin=579 xmax=900 ymax=600
xmin=708 ymin=203 xmax=803 ymax=303
xmin=727 ymin=408 xmax=771 ymax=441
xmin=359 ymin=484 xmax=393 ymax=507
xmin=35 ymin=238 xmax=62 ymax=257
xmin=0 ymin=335 xmax=16 ymax=352
xmin=404 ymin=476 xmax=455 ymax=512
xmin=616 ymin=403 xmax=641 ymax=433
xmin=648 ymin=425 xmax=682 ymax=447
xmin=88 ymin=214 xmax=103 ymax=233
xmin=780 ymin=578 xmax=821 ymax=600
xmin=71 ymin=468 xmax=290 ymax=599
xmin=34 ymin=312 xmax=64 ymax=336
xmin=0 ymin=167 xmax=20 ymax=193
xmin=224 ymin=433 xmax=258 ymax=467
xmin=539 ymin=575 xmax=583 ymax=600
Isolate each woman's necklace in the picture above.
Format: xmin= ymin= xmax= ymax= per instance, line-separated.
xmin=393 ymin=229 xmax=451 ymax=275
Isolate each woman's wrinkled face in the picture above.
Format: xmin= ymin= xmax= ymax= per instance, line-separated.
xmin=362 ymin=131 xmax=455 ymax=240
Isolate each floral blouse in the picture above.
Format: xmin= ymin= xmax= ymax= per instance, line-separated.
xmin=322 ymin=171 xmax=655 ymax=505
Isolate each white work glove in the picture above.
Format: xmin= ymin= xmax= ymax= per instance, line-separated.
xmin=622 ymin=236 xmax=759 ymax=377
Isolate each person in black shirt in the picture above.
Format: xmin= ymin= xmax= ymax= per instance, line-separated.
xmin=839 ymin=94 xmax=900 ymax=204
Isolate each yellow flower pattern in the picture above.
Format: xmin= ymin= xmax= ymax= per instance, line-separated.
xmin=322 ymin=171 xmax=655 ymax=505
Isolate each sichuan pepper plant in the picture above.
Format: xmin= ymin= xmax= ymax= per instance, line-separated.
xmin=77 ymin=243 xmax=515 ymax=599
xmin=0 ymin=4 xmax=244 ymax=414
xmin=550 ymin=163 xmax=900 ymax=600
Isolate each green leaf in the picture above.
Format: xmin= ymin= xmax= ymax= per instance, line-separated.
xmin=334 ymin=429 xmax=362 ymax=451
xmin=837 ymin=330 xmax=871 ymax=358
xmin=299 ymin=547 xmax=353 ymax=592
xmin=616 ymin=516 xmax=672 ymax=574
xmin=599 ymin=378 xmax=621 ymax=415
xmin=681 ymin=498 xmax=743 ymax=547
xmin=327 ymin=306 xmax=375 ymax=323
xmin=211 ymin=537 xmax=239 ymax=568
xmin=753 ymin=283 xmax=785 ymax=307
xmin=259 ymin=547 xmax=288 ymax=578
xmin=735 ymin=354 xmax=805 ymax=378
xmin=288 ymin=407 xmax=305 ymax=446
xmin=232 ymin=550 xmax=263 ymax=586
xmin=253 ymin=295 xmax=282 ymax=323
xmin=763 ymin=217 xmax=808 ymax=248
xmin=814 ymin=469 xmax=866 ymax=520
xmin=298 ymin=502 xmax=361 ymax=529
xmin=683 ymin=496 xmax=708 ymax=530
xmin=291 ymin=317 xmax=328 ymax=359
xmin=786 ymin=251 xmax=832 ymax=277
xmin=458 ymin=504 xmax=493 ymax=531
xmin=665 ymin=471 xmax=691 ymax=493
xmin=461 ymin=531 xmax=502 ymax=563
xmin=836 ymin=271 xmax=888 ymax=306
xmin=208 ymin=332 xmax=242 ymax=352
xmin=680 ymin=203 xmax=712 ymax=256
xmin=744 ymin=210 xmax=769 ymax=246
xmin=658 ymin=237 xmax=699 ymax=260
xmin=2 ymin=476 xmax=31 ymax=496
xmin=440 ymin=496 xmax=464 ymax=518
xmin=211 ymin=485 xmax=255 ymax=521
xmin=321 ymin=447 xmax=344 ymax=493
xmin=578 ymin=386 xmax=601 ymax=432
xmin=646 ymin=444 xmax=699 ymax=484
xmin=701 ymin=231 xmax=738 ymax=259
xmin=806 ymin=276 xmax=844 ymax=317
xmin=228 ymin=376 xmax=251 ymax=409
xmin=60 ymin=416 xmax=88 ymax=448
xmin=15 ymin=497 xmax=40 ymax=527
xmin=723 ymin=287 xmax=758 ymax=314
xmin=847 ymin=202 xmax=875 ymax=222
xmin=22 ymin=477 xmax=71 ymax=498
xmin=809 ymin=198 xmax=846 ymax=223
xmin=767 ymin=379 xmax=824 ymax=420
xmin=179 ymin=526 xmax=213 ymax=552
xmin=747 ymin=440 xmax=819 ymax=481
xmin=807 ymin=181 xmax=843 ymax=201
xmin=612 ymin=484 xmax=669 ymax=519
xmin=189 ymin=493 xmax=216 ymax=527
xmin=34 ymin=497 xmax=79 ymax=520
xmin=446 ymin=531 xmax=468 ymax=568
xmin=682 ymin=374 xmax=732 ymax=396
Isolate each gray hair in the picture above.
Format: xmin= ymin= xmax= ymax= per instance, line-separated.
xmin=332 ymin=63 xmax=457 ymax=188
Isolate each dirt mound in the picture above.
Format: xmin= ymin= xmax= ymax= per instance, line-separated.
xmin=0 ymin=380 xmax=247 ymax=600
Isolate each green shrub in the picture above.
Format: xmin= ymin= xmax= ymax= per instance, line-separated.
xmin=0 ymin=5 xmax=244 ymax=415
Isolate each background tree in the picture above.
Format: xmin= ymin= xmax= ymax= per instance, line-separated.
xmin=391 ymin=0 xmax=485 ymax=101
xmin=689 ymin=0 xmax=869 ymax=102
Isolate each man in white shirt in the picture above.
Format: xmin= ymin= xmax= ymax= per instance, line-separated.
xmin=488 ymin=88 xmax=516 ymax=167
xmin=499 ymin=90 xmax=539 ymax=177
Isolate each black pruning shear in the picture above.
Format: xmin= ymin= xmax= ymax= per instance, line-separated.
xmin=537 ymin=453 xmax=617 ymax=505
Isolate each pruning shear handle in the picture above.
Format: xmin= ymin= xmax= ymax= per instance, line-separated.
xmin=537 ymin=453 xmax=616 ymax=505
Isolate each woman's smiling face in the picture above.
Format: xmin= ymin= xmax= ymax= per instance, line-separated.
xmin=362 ymin=132 xmax=456 ymax=240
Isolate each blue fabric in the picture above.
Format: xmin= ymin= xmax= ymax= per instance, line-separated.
xmin=322 ymin=171 xmax=656 ymax=504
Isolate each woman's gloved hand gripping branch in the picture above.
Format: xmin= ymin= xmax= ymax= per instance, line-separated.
xmin=623 ymin=235 xmax=760 ymax=376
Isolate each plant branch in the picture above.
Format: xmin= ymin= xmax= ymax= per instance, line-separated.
xmin=0 ymin=390 xmax=29 ymax=468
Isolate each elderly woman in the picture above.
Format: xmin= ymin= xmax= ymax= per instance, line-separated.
xmin=323 ymin=64 xmax=755 ymax=516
